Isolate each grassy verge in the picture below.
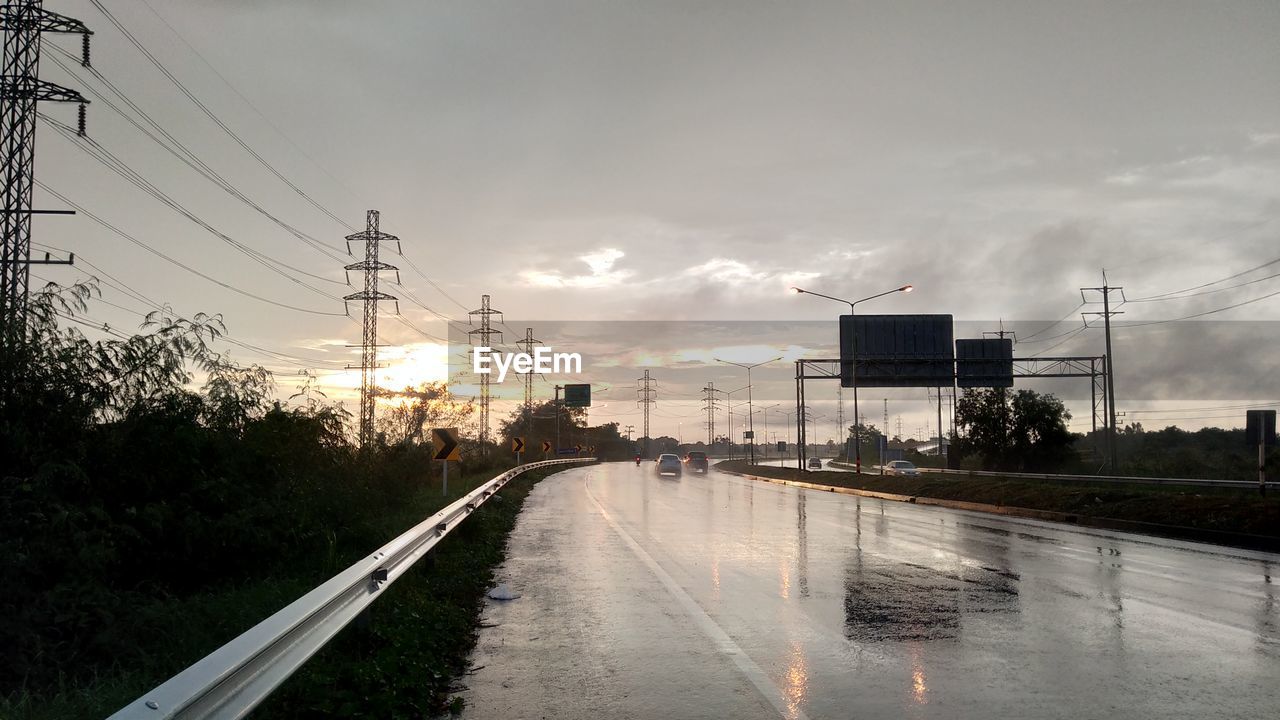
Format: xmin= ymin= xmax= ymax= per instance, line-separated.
xmin=2 ymin=464 xmax=571 ymax=720
xmin=718 ymin=460 xmax=1280 ymax=540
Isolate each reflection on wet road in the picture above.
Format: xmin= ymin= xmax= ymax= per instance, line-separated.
xmin=461 ymin=462 xmax=1280 ymax=718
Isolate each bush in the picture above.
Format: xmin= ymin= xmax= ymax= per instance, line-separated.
xmin=0 ymin=282 xmax=441 ymax=694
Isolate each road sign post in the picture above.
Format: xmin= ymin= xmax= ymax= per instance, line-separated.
xmin=541 ymin=439 xmax=552 ymax=459
xmin=432 ymin=428 xmax=461 ymax=495
xmin=512 ymin=436 xmax=525 ymax=465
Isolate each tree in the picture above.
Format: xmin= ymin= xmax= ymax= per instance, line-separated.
xmin=377 ymin=382 xmax=476 ymax=446
xmin=955 ymin=388 xmax=1076 ymax=471
xmin=848 ymin=422 xmax=885 ymax=463
xmin=497 ymin=399 xmax=585 ymax=452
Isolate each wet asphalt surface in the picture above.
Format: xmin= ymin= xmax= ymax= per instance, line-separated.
xmin=460 ymin=462 xmax=1280 ymax=719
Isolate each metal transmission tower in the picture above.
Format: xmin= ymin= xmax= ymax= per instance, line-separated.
xmin=0 ymin=1 xmax=91 ymax=372
xmin=342 ymin=210 xmax=400 ymax=448
xmin=516 ymin=327 xmax=540 ymax=437
xmin=467 ymin=295 xmax=503 ymax=449
xmin=702 ymin=382 xmax=720 ymax=445
xmin=637 ymin=369 xmax=656 ymax=457
xmin=1082 ymin=272 xmax=1125 ymax=472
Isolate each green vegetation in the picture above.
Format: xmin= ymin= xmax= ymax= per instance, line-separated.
xmin=0 ymin=281 xmax=561 ymax=718
xmin=718 ymin=460 xmax=1280 ymax=542
xmin=497 ymin=399 xmax=634 ymax=460
xmin=1111 ymin=423 xmax=1279 ymax=481
xmin=953 ymin=388 xmax=1076 ymax=472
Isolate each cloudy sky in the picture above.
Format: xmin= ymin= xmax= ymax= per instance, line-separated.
xmin=31 ymin=0 xmax=1280 ymax=437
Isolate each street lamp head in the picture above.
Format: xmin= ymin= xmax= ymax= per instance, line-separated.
xmin=790 ymin=287 xmax=805 ymax=294
xmin=900 ymin=284 xmax=914 ymax=293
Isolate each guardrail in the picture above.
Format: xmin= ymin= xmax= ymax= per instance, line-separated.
xmin=825 ymin=460 xmax=1276 ymax=489
xmin=108 ymin=457 xmax=595 ymax=720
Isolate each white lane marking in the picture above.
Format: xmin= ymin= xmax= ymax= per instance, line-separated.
xmin=584 ymin=477 xmax=810 ymax=720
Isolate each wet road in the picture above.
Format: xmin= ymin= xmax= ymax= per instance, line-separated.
xmin=461 ymin=462 xmax=1280 ymax=718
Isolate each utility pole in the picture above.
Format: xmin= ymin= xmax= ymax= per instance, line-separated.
xmin=624 ymin=424 xmax=634 ymax=442
xmin=983 ymin=319 xmax=1016 ymax=343
xmin=343 ymin=210 xmax=400 ymax=448
xmin=468 ymin=294 xmax=503 ymax=451
xmin=702 ymin=382 xmax=719 ymax=446
xmin=637 ymin=369 xmax=656 ymax=458
xmin=1082 ymin=272 xmax=1124 ymax=472
xmin=517 ymin=327 xmax=540 ymax=441
xmin=0 ymin=1 xmax=92 ymax=383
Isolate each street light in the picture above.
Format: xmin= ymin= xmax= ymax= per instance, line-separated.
xmin=805 ymin=411 xmax=825 ymax=464
xmin=791 ymin=284 xmax=913 ymax=474
xmin=752 ymin=403 xmax=780 ymax=461
xmin=715 ymin=357 xmax=782 ymax=465
xmin=714 ymin=384 xmax=750 ymax=459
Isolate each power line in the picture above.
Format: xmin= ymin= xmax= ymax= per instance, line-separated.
xmin=396 ymin=251 xmax=470 ymax=313
xmin=87 ymin=0 xmax=356 ymax=231
xmin=44 ymin=47 xmax=348 ymax=265
xmin=1127 ymin=412 xmax=1269 ymax=423
xmin=1017 ymin=302 xmax=1086 ymax=342
xmin=1119 ymin=287 xmax=1280 ymax=328
xmin=1128 ymin=256 xmax=1280 ymax=302
xmin=137 ymin=0 xmax=366 ymax=207
xmin=1128 ymin=401 xmax=1280 ymax=414
xmin=36 ymin=182 xmax=348 ymax=317
xmin=33 ymin=259 xmax=351 ymax=370
xmin=392 ymin=314 xmax=448 ymax=344
xmin=1123 ymin=269 xmax=1280 ymax=303
xmin=40 ymin=116 xmax=346 ymax=299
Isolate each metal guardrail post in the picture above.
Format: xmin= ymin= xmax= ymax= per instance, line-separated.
xmin=107 ymin=458 xmax=595 ymax=720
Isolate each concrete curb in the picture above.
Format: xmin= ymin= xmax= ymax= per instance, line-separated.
xmin=716 ymin=465 xmax=1280 ymax=553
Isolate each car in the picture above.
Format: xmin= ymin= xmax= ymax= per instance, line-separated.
xmin=656 ymin=453 xmax=683 ymax=477
xmin=884 ymin=460 xmax=920 ymax=477
xmin=807 ymin=457 xmax=823 ymax=470
xmin=684 ymin=451 xmax=709 ymax=473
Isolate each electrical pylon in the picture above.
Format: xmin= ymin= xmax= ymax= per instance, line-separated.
xmin=702 ymin=382 xmax=719 ymax=445
xmin=1 ymin=1 xmax=91 ymax=378
xmin=637 ymin=369 xmax=656 ymax=457
xmin=343 ymin=210 xmax=400 ymax=448
xmin=468 ymin=295 xmax=502 ymax=449
xmin=517 ymin=326 xmax=540 ymax=438
xmin=836 ymin=384 xmax=845 ymax=456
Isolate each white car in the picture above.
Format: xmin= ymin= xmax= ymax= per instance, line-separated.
xmin=656 ymin=453 xmax=683 ymax=477
xmin=807 ymin=457 xmax=823 ymax=470
xmin=884 ymin=460 xmax=920 ymax=477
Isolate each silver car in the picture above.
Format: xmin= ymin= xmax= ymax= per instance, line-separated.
xmin=656 ymin=453 xmax=682 ymax=477
xmin=808 ymin=457 xmax=823 ymax=470
xmin=884 ymin=460 xmax=920 ymax=477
